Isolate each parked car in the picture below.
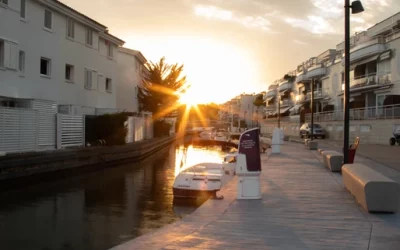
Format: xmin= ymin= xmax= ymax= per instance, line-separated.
xmin=299 ymin=123 xmax=326 ymax=139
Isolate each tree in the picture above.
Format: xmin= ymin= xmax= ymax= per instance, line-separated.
xmin=138 ymin=57 xmax=189 ymax=117
xmin=253 ymin=94 xmax=265 ymax=127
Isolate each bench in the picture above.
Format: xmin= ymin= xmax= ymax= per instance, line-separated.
xmin=308 ymin=141 xmax=318 ymax=150
xmin=322 ymin=151 xmax=343 ymax=172
xmin=342 ymin=163 xmax=400 ymax=213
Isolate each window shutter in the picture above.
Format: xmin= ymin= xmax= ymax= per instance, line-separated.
xmin=91 ymin=71 xmax=98 ymax=90
xmin=4 ymin=41 xmax=17 ymax=70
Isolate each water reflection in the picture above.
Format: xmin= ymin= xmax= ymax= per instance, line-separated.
xmin=0 ymin=143 xmax=228 ymax=250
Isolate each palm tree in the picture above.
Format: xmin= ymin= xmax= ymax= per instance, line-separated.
xmin=138 ymin=57 xmax=190 ymax=117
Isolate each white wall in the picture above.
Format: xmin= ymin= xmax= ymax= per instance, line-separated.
xmin=116 ymin=51 xmax=141 ymax=113
xmin=0 ymin=0 xmax=119 ymax=109
xmin=239 ymin=95 xmax=255 ymax=127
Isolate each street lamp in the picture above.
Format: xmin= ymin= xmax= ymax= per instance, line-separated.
xmin=344 ymin=0 xmax=364 ymax=164
xmin=310 ymin=78 xmax=315 ymax=141
xmin=277 ymin=94 xmax=281 ymax=128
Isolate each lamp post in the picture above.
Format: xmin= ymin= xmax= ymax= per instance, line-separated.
xmin=343 ymin=0 xmax=364 ymax=164
xmin=310 ymin=78 xmax=314 ymax=141
xmin=277 ymin=94 xmax=281 ymax=128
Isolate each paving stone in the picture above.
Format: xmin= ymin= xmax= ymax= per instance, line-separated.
xmin=110 ymin=143 xmax=400 ymax=250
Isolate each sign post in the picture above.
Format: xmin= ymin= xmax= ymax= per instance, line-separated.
xmin=236 ymin=128 xmax=262 ymax=200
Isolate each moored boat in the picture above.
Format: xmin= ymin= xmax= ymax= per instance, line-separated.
xmin=173 ymin=163 xmax=224 ymax=199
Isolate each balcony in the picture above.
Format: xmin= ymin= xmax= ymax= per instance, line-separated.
xmin=350 ymin=74 xmax=377 ymax=89
xmin=305 ymin=89 xmax=323 ymax=100
xmin=278 ymin=81 xmax=292 ymax=92
xmin=350 ymin=37 xmax=386 ymax=63
xmin=266 ymin=89 xmax=277 ymax=98
xmin=296 ymin=73 xmax=308 ymax=84
xmin=280 ymin=99 xmax=294 ymax=107
xmin=306 ymin=65 xmax=327 ymax=79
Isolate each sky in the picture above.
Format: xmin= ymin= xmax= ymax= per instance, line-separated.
xmin=62 ymin=0 xmax=400 ymax=104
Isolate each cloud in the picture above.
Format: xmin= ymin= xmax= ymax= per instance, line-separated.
xmin=194 ymin=5 xmax=233 ymax=21
xmin=293 ymin=39 xmax=308 ymax=45
xmin=285 ymin=15 xmax=336 ymax=34
xmin=194 ymin=4 xmax=274 ymax=32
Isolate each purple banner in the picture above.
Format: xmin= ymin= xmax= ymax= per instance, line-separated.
xmin=238 ymin=128 xmax=261 ymax=172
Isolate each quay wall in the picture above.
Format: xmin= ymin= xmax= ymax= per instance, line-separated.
xmin=0 ymin=136 xmax=176 ymax=181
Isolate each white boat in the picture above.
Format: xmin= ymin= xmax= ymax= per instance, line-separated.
xmin=214 ymin=131 xmax=228 ymax=141
xmin=173 ymin=163 xmax=224 ymax=199
xmin=222 ymin=152 xmax=238 ymax=175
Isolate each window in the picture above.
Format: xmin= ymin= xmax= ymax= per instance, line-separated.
xmin=40 ymin=57 xmax=51 ymax=76
xmin=86 ymin=29 xmax=93 ymax=46
xmin=0 ymin=0 xmax=8 ymax=6
xmin=44 ymin=10 xmax=52 ymax=29
xmin=65 ymin=64 xmax=74 ymax=81
xmin=20 ymin=0 xmax=26 ymax=18
xmin=107 ymin=42 xmax=113 ymax=58
xmin=0 ymin=40 xmax=18 ymax=69
xmin=0 ymin=41 xmax=4 ymax=67
xmin=19 ymin=51 xmax=25 ymax=72
xmin=66 ymin=18 xmax=74 ymax=38
xmin=106 ymin=78 xmax=112 ymax=93
xmin=84 ymin=68 xmax=92 ymax=89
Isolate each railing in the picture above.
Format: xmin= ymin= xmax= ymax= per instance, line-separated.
xmin=305 ymin=89 xmax=323 ymax=100
xmin=281 ymin=99 xmax=294 ymax=107
xmin=350 ymin=74 xmax=377 ymax=89
xmin=305 ymin=104 xmax=400 ymax=122
xmin=350 ymin=36 xmax=385 ymax=53
xmin=341 ymin=73 xmax=391 ymax=90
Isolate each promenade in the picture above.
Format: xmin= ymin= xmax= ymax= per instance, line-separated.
xmin=111 ymin=142 xmax=400 ymax=250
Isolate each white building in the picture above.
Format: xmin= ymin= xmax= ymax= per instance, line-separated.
xmin=0 ymin=0 xmax=125 ymax=115
xmin=117 ymin=48 xmax=148 ymax=113
xmin=0 ymin=0 xmax=135 ymax=152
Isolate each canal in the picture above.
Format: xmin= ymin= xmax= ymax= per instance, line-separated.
xmin=0 ymin=143 xmax=231 ymax=250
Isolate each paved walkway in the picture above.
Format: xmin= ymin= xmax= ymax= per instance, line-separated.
xmin=111 ymin=142 xmax=400 ymax=250
xmin=289 ymin=136 xmax=400 ymax=172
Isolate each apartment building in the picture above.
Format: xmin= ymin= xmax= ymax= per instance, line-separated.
xmin=117 ymin=48 xmax=148 ymax=113
xmin=0 ymin=0 xmax=125 ymax=115
xmin=263 ymin=12 xmax=400 ymax=124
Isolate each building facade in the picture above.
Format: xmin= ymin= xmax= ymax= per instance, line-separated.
xmin=0 ymin=0 xmax=124 ymax=115
xmin=262 ymin=11 xmax=400 ymax=124
xmin=117 ymin=48 xmax=148 ymax=113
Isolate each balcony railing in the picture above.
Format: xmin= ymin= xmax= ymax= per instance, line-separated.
xmin=350 ymin=37 xmax=386 ymax=62
xmin=278 ymin=81 xmax=293 ymax=92
xmin=306 ymin=66 xmax=327 ymax=78
xmin=281 ymin=99 xmax=294 ymax=107
xmin=305 ymin=89 xmax=323 ymax=100
xmin=305 ymin=104 xmax=400 ymax=122
xmin=343 ymin=73 xmax=391 ymax=90
xmin=266 ymin=90 xmax=277 ymax=97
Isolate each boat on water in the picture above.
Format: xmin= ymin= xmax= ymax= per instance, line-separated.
xmin=222 ymin=151 xmax=238 ymax=175
xmin=173 ymin=163 xmax=224 ymax=199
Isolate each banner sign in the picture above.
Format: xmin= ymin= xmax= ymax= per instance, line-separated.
xmin=238 ymin=128 xmax=261 ymax=172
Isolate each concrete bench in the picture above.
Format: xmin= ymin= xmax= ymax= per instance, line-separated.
xmin=342 ymin=163 xmax=400 ymax=213
xmin=308 ymin=141 xmax=318 ymax=150
xmin=322 ymin=151 xmax=343 ymax=172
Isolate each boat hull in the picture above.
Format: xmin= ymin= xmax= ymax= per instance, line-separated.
xmin=173 ymin=188 xmax=219 ymax=199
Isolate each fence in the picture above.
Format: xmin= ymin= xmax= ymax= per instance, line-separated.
xmin=306 ymin=104 xmax=400 ymax=122
xmin=0 ymin=107 xmax=38 ymax=153
xmin=125 ymin=116 xmax=146 ymax=143
xmin=56 ymin=114 xmax=85 ymax=149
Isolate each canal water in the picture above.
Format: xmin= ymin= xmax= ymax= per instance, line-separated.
xmin=0 ymin=143 xmax=230 ymax=250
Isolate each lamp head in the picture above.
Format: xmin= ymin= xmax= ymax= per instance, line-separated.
xmin=351 ymin=1 xmax=364 ymax=14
